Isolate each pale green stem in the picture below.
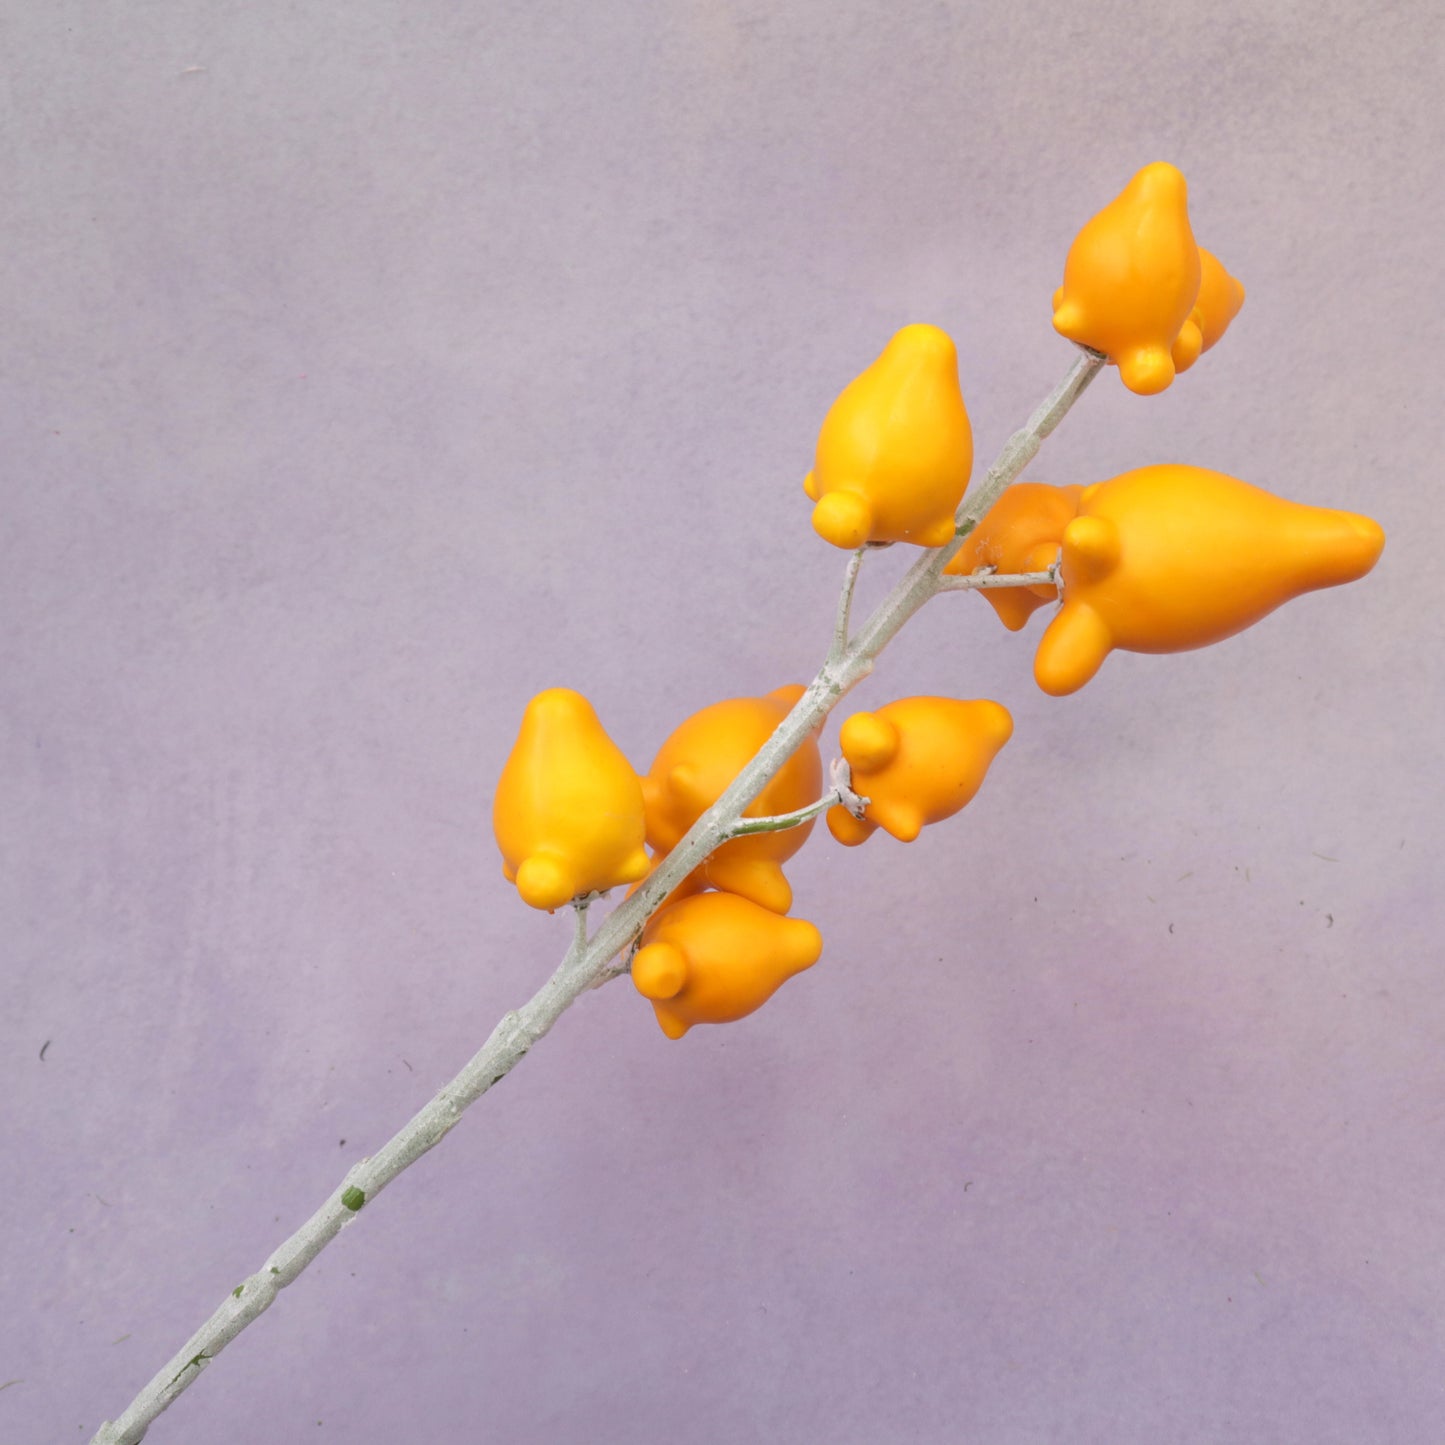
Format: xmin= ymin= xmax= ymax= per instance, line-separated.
xmin=829 ymin=548 xmax=866 ymax=662
xmin=727 ymin=790 xmax=842 ymax=838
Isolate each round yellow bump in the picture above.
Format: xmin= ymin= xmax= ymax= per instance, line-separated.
xmin=515 ymin=855 xmax=574 ymax=912
xmin=632 ymin=942 xmax=687 ymax=1001
xmin=839 ymin=711 xmax=899 ymax=773
xmin=1116 ymin=345 xmax=1177 ymax=396
xmin=812 ymin=491 xmax=873 ymax=550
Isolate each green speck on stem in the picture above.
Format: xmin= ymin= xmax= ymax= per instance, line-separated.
xmin=269 ymin=1266 xmax=279 ymax=1275
xmin=167 ymin=1352 xmax=209 ymax=1388
xmin=341 ymin=1186 xmax=365 ymax=1212
xmin=232 ymin=1285 xmax=244 ymax=1298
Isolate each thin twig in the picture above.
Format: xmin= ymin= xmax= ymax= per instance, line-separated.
xmin=829 ymin=547 xmax=866 ymax=663
xmin=727 ymin=789 xmax=842 ymax=837
xmin=935 ymin=568 xmax=1058 ymax=593
xmin=568 ymin=897 xmax=590 ymax=962
xmin=91 ymin=345 xmax=1101 ymax=1445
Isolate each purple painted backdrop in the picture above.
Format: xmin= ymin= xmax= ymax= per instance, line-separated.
xmin=4 ymin=2 xmax=1443 ymax=1442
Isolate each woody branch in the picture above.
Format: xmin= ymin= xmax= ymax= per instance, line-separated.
xmin=91 ymin=344 xmax=1103 ymax=1445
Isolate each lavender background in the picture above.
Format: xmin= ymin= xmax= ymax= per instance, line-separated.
xmin=4 ymin=2 xmax=1443 ymax=1441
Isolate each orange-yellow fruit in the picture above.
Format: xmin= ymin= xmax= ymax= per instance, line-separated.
xmin=642 ymin=686 xmax=822 ymax=914
xmin=632 ymin=891 xmax=823 ymax=1039
xmin=1171 ymin=246 xmax=1246 ymax=372
xmin=1052 ymin=162 xmax=1201 ymax=396
xmin=1033 ymin=464 xmax=1386 ymax=696
xmin=803 ymin=324 xmax=973 ymax=549
xmin=944 ymin=482 xmax=1084 ymax=630
xmin=493 ymin=689 xmax=650 ymax=911
xmin=826 ymin=697 xmax=1013 ymax=847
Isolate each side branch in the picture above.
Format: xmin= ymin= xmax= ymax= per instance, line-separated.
xmin=847 ymin=346 xmax=1104 ymax=665
xmin=936 ymin=568 xmax=1060 ymax=593
xmin=829 ymin=547 xmax=866 ymax=662
xmin=727 ymin=789 xmax=847 ymax=838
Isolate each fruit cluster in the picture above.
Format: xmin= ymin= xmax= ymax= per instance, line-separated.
xmin=492 ymin=163 xmax=1384 ymax=1040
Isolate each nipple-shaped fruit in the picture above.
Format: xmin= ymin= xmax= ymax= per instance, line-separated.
xmin=826 ymin=697 xmax=1013 ymax=847
xmin=631 ymin=891 xmax=823 ymax=1039
xmin=1052 ymin=162 xmax=1201 ymax=396
xmin=944 ymin=482 xmax=1084 ymax=630
xmin=1171 ymin=247 xmax=1245 ymax=373
xmin=1033 ymin=464 xmax=1386 ymax=696
xmin=493 ymin=688 xmax=651 ymax=911
xmin=803 ymin=324 xmax=973 ymax=549
xmin=642 ymin=686 xmax=822 ymax=914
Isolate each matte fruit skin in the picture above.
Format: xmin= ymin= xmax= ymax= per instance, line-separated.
xmin=1033 ymin=465 xmax=1387 ymax=696
xmin=642 ymin=685 xmax=822 ymax=914
xmin=631 ymin=891 xmax=823 ymax=1039
xmin=803 ymin=324 xmax=973 ymax=549
xmin=1052 ymin=162 xmax=1201 ymax=396
xmin=826 ymin=697 xmax=1013 ymax=847
xmin=493 ymin=688 xmax=651 ymax=911
xmin=944 ymin=482 xmax=1084 ymax=630
xmin=1172 ymin=247 xmax=1246 ymax=373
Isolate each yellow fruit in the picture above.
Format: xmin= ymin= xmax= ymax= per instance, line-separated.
xmin=1033 ymin=465 xmax=1386 ymax=695
xmin=943 ymin=482 xmax=1084 ymax=630
xmin=1052 ymin=162 xmax=1201 ymax=395
xmin=493 ymin=688 xmax=650 ymax=911
xmin=642 ymin=686 xmax=821 ymax=914
xmin=632 ymin=891 xmax=823 ymax=1039
xmin=1171 ymin=246 xmax=1246 ymax=372
xmin=826 ymin=697 xmax=1013 ymax=846
xmin=804 ymin=324 xmax=973 ymax=548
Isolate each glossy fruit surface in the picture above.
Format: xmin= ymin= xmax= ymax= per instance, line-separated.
xmin=642 ymin=685 xmax=821 ymax=914
xmin=494 ymin=688 xmax=650 ymax=910
xmin=1171 ymin=246 xmax=1245 ymax=372
xmin=1052 ymin=162 xmax=1201 ymax=395
xmin=631 ymin=891 xmax=823 ymax=1039
xmin=827 ymin=696 xmax=1013 ymax=846
xmin=804 ymin=324 xmax=973 ymax=549
xmin=944 ymin=482 xmax=1083 ymax=630
xmin=1033 ymin=464 xmax=1386 ymax=695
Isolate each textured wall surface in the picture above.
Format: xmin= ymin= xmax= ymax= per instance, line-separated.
xmin=3 ymin=2 xmax=1442 ymax=1441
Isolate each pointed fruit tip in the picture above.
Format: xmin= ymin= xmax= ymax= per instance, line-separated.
xmin=1340 ymin=512 xmax=1386 ymax=576
xmin=877 ymin=803 xmax=923 ymax=843
xmin=787 ymin=919 xmax=824 ymax=969
xmin=1134 ymin=160 xmax=1187 ymax=197
xmin=529 ymin=685 xmax=588 ymax=712
xmin=826 ymin=804 xmax=874 ymax=847
xmin=979 ymin=700 xmax=1014 ymax=748
xmin=890 ymin=322 xmax=956 ymax=362
xmin=656 ymin=1008 xmax=691 ymax=1040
